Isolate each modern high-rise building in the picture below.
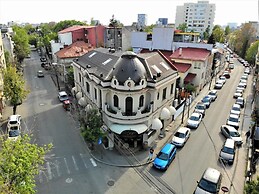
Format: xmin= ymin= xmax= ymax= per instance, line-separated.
xmin=175 ymin=1 xmax=215 ymax=35
xmin=137 ymin=14 xmax=147 ymax=30
xmin=158 ymin=18 xmax=168 ymax=26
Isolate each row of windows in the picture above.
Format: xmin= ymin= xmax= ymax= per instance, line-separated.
xmin=113 ymin=95 xmax=144 ymax=108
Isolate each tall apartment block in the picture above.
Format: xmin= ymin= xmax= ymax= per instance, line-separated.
xmin=175 ymin=1 xmax=215 ymax=35
xmin=137 ymin=14 xmax=147 ymax=30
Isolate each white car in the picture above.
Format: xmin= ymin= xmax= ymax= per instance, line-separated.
xmin=214 ymin=80 xmax=224 ymax=89
xmin=230 ymin=104 xmax=241 ymax=116
xmin=171 ymin=127 xmax=190 ymax=147
xmin=233 ymin=89 xmax=243 ymax=98
xmin=187 ymin=112 xmax=203 ymax=129
xmin=236 ymin=97 xmax=245 ymax=108
xmin=220 ymin=125 xmax=243 ymax=146
xmin=58 ymin=91 xmax=69 ymax=102
xmin=219 ymin=76 xmax=226 ymax=84
xmin=240 ymin=75 xmax=248 ymax=81
xmin=238 ymin=81 xmax=246 ymax=89
xmin=207 ymin=90 xmax=217 ymax=101
xmin=194 ymin=102 xmax=206 ymax=117
xmin=244 ymin=68 xmax=250 ymax=75
xmin=7 ymin=114 xmax=22 ymax=130
xmin=226 ymin=114 xmax=239 ymax=129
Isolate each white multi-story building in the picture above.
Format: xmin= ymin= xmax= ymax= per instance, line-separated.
xmin=137 ymin=14 xmax=147 ymax=30
xmin=175 ymin=1 xmax=215 ymax=35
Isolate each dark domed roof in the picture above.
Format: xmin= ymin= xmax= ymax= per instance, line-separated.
xmin=112 ymin=51 xmax=147 ymax=84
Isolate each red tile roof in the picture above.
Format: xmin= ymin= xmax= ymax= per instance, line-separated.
xmin=55 ymin=41 xmax=94 ymax=59
xmin=173 ymin=62 xmax=191 ymax=73
xmin=170 ymin=47 xmax=211 ymax=61
xmin=58 ymin=25 xmax=93 ymax=34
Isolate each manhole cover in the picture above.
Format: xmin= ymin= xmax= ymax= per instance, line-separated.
xmin=107 ymin=180 xmax=115 ymax=186
xmin=66 ymin=178 xmax=73 ymax=183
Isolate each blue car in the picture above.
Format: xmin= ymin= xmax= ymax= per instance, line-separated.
xmin=153 ymin=143 xmax=177 ymax=171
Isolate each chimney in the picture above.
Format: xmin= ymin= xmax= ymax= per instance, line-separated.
xmin=179 ymin=48 xmax=182 ymax=56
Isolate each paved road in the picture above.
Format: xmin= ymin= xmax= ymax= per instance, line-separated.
xmin=21 ymin=50 xmax=156 ymax=194
xmin=144 ymin=59 xmax=252 ymax=194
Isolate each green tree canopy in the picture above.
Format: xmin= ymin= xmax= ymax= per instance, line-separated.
xmin=144 ymin=24 xmax=156 ymax=33
xmin=53 ymin=20 xmax=86 ymax=32
xmin=225 ymin=26 xmax=231 ymax=36
xmin=211 ymin=25 xmax=225 ymax=43
xmin=203 ymin=26 xmax=210 ymax=40
xmin=177 ymin=23 xmax=187 ymax=32
xmin=0 ymin=135 xmax=52 ymax=194
xmin=12 ymin=26 xmax=30 ymax=63
xmin=3 ymin=66 xmax=29 ymax=114
xmin=208 ymin=33 xmax=216 ymax=44
xmin=245 ymin=41 xmax=259 ymax=65
xmin=245 ymin=176 xmax=259 ymax=194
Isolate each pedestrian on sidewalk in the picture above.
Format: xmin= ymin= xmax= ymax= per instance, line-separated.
xmin=246 ymin=130 xmax=251 ymax=143
xmin=148 ymin=147 xmax=154 ymax=161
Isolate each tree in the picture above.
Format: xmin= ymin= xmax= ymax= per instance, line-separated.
xmin=225 ymin=26 xmax=231 ymax=36
xmin=211 ymin=25 xmax=225 ymax=43
xmin=12 ymin=26 xmax=30 ymax=63
xmin=203 ymin=27 xmax=210 ymax=40
xmin=208 ymin=33 xmax=216 ymax=44
xmin=53 ymin=20 xmax=86 ymax=33
xmin=245 ymin=176 xmax=259 ymax=194
xmin=177 ymin=23 xmax=187 ymax=32
xmin=3 ymin=66 xmax=29 ymax=114
xmin=144 ymin=24 xmax=156 ymax=33
xmin=246 ymin=41 xmax=259 ymax=65
xmin=0 ymin=134 xmax=52 ymax=193
xmin=4 ymin=51 xmax=10 ymax=65
xmin=81 ymin=109 xmax=104 ymax=149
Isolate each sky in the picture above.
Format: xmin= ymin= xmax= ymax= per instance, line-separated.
xmin=0 ymin=0 xmax=258 ymax=26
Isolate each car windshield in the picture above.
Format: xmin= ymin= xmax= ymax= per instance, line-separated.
xmin=190 ymin=115 xmax=199 ymax=121
xmin=9 ymin=130 xmax=19 ymax=137
xmin=9 ymin=121 xmax=18 ymax=124
xmin=196 ymin=105 xmax=205 ymax=110
xmin=174 ymin=132 xmax=185 ymax=138
xmin=208 ymin=92 xmax=215 ymax=96
xmin=229 ymin=117 xmax=238 ymax=122
xmin=61 ymin=95 xmax=68 ymax=98
xmin=236 ymin=99 xmax=243 ymax=104
xmin=229 ymin=131 xmax=240 ymax=137
xmin=222 ymin=147 xmax=234 ymax=154
xmin=232 ymin=107 xmax=240 ymax=111
xmin=10 ymin=126 xmax=19 ymax=130
xmin=157 ymin=152 xmax=169 ymax=161
xmin=198 ymin=178 xmax=217 ymax=193
xmin=202 ymin=98 xmax=209 ymax=103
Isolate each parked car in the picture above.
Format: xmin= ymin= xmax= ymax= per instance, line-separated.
xmin=244 ymin=67 xmax=250 ymax=75
xmin=214 ymin=80 xmax=224 ymax=89
xmin=7 ymin=114 xmax=22 ymax=130
xmin=233 ymin=89 xmax=242 ymax=98
xmin=171 ymin=127 xmax=190 ymax=147
xmin=153 ymin=143 xmax=177 ymax=171
xmin=238 ymin=81 xmax=247 ymax=89
xmin=222 ymin=71 xmax=231 ymax=79
xmin=207 ymin=90 xmax=218 ymax=101
xmin=187 ymin=112 xmax=203 ymax=129
xmin=240 ymin=74 xmax=248 ymax=81
xmin=8 ymin=129 xmax=21 ymax=141
xmin=236 ymin=97 xmax=245 ymax=108
xmin=226 ymin=114 xmax=240 ymax=129
xmin=201 ymin=95 xmax=212 ymax=108
xmin=194 ymin=102 xmax=206 ymax=117
xmin=194 ymin=167 xmax=222 ymax=194
xmin=230 ymin=104 xmax=241 ymax=116
xmin=219 ymin=138 xmax=236 ymax=165
xmin=37 ymin=70 xmax=44 ymax=77
xmin=219 ymin=76 xmax=226 ymax=84
xmin=58 ymin=91 xmax=69 ymax=102
xmin=220 ymin=125 xmax=243 ymax=146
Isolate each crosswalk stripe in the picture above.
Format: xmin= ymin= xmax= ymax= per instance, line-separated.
xmin=64 ymin=158 xmax=71 ymax=174
xmin=46 ymin=162 xmax=52 ymax=180
xmin=72 ymin=155 xmax=79 ymax=171
xmin=80 ymin=153 xmax=88 ymax=169
xmin=90 ymin=158 xmax=97 ymax=167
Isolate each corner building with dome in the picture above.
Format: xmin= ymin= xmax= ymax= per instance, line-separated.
xmin=72 ymin=48 xmax=179 ymax=150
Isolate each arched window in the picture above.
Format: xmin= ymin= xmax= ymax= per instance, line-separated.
xmin=113 ymin=95 xmax=119 ymax=107
xmin=139 ymin=95 xmax=144 ymax=107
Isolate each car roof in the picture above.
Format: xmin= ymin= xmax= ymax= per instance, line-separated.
xmin=224 ymin=138 xmax=235 ymax=147
xmin=59 ymin=91 xmax=67 ymax=95
xmin=177 ymin=127 xmax=189 ymax=133
xmin=222 ymin=124 xmax=237 ymax=132
xmin=202 ymin=167 xmax=221 ymax=183
xmin=232 ymin=104 xmax=241 ymax=108
xmin=209 ymin=90 xmax=217 ymax=94
xmin=161 ymin=143 xmax=175 ymax=154
xmin=237 ymin=97 xmax=244 ymax=100
xmin=9 ymin=115 xmax=20 ymax=121
xmin=229 ymin=114 xmax=239 ymax=119
xmin=192 ymin=112 xmax=201 ymax=117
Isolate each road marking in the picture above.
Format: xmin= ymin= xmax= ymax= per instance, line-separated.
xmin=90 ymin=158 xmax=97 ymax=167
xmin=72 ymin=155 xmax=79 ymax=171
xmin=55 ymin=160 xmax=61 ymax=177
xmin=39 ymin=170 xmax=43 ymax=183
xmin=46 ymin=162 xmax=52 ymax=180
xmin=64 ymin=158 xmax=71 ymax=174
xmin=80 ymin=153 xmax=88 ymax=169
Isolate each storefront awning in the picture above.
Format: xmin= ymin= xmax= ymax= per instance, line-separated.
xmin=184 ymin=73 xmax=196 ymax=84
xmin=109 ymin=124 xmax=148 ymax=135
xmin=151 ymin=118 xmax=163 ymax=130
xmin=160 ymin=107 xmax=171 ymax=120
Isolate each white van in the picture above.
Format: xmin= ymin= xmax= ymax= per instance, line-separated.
xmin=219 ymin=138 xmax=236 ymax=165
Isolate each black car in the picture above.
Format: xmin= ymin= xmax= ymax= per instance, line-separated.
xmin=40 ymin=57 xmax=47 ymax=62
